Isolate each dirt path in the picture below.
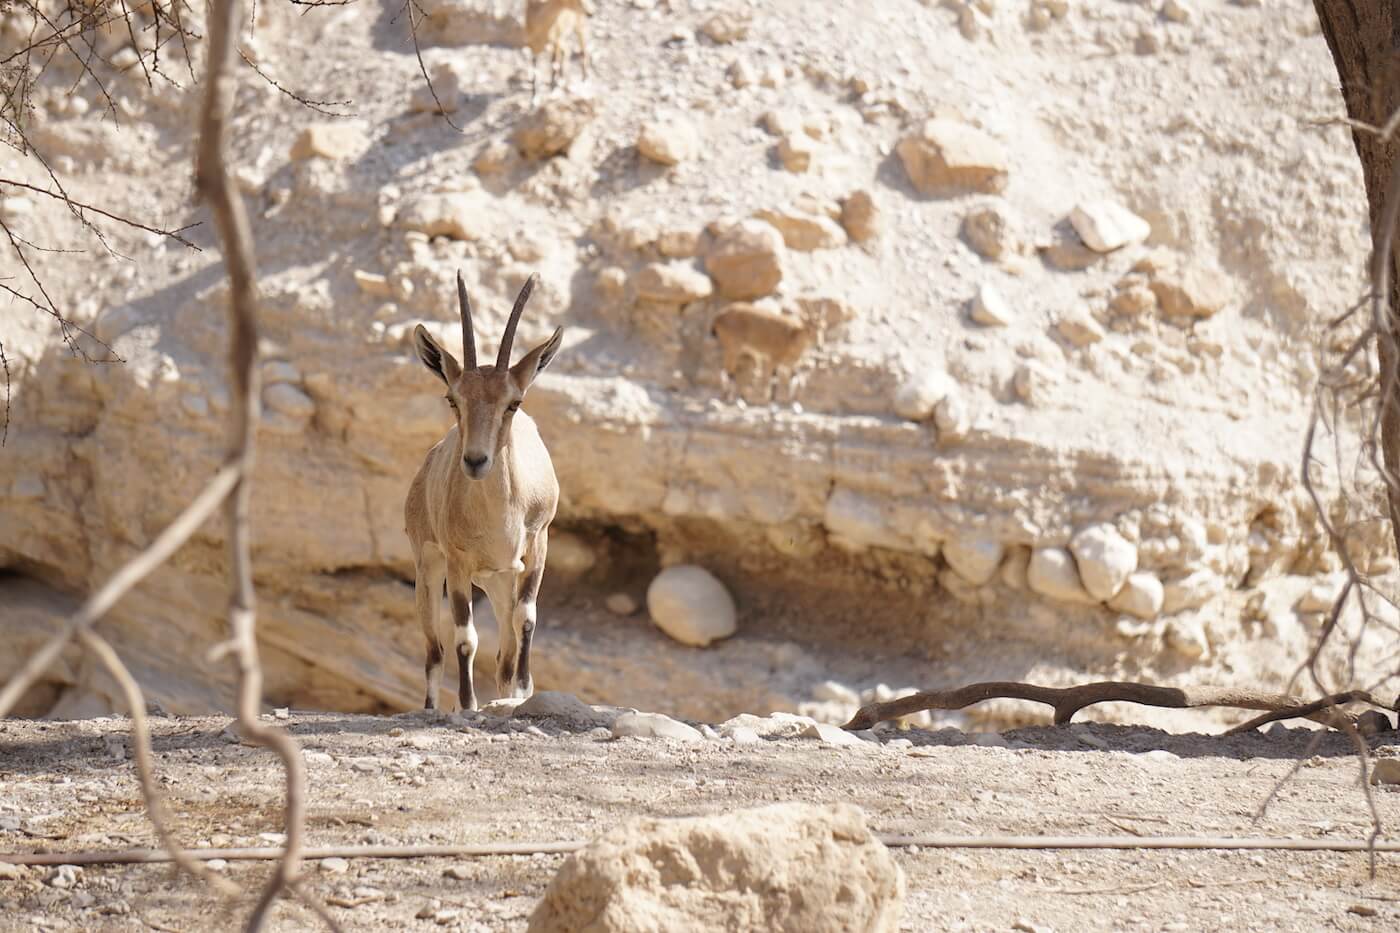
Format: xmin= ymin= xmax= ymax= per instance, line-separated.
xmin=2 ymin=710 xmax=1399 ymax=931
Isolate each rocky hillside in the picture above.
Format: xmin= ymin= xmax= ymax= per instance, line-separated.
xmin=0 ymin=0 xmax=1393 ymax=725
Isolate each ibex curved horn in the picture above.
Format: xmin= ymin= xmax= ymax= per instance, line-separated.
xmin=457 ymin=271 xmax=477 ymax=369
xmin=497 ymin=273 xmax=537 ymax=370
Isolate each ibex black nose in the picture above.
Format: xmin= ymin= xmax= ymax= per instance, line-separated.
xmin=464 ymin=454 xmax=489 ymax=477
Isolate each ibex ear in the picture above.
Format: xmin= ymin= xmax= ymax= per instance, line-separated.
xmin=510 ymin=327 xmax=564 ymax=391
xmin=413 ymin=324 xmax=462 ymax=387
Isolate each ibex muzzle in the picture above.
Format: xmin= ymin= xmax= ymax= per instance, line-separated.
xmin=404 ymin=272 xmax=565 ymax=710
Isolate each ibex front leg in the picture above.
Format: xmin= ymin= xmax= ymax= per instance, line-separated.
xmin=446 ymin=563 xmax=479 ymax=712
xmin=414 ymin=544 xmax=448 ymax=710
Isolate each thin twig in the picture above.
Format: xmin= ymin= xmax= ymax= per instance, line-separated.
xmin=8 ymin=833 xmax=1400 ymax=868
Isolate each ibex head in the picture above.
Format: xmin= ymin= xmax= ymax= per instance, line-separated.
xmin=413 ymin=272 xmax=563 ymax=481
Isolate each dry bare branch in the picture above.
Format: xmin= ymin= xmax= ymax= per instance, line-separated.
xmin=78 ymin=630 xmax=241 ymax=898
xmin=194 ymin=1 xmax=316 ymax=928
xmin=840 ymin=680 xmax=1396 ymax=732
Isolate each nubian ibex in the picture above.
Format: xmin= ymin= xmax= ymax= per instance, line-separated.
xmin=405 ymin=272 xmax=564 ymax=710
xmin=525 ymin=0 xmax=595 ymax=103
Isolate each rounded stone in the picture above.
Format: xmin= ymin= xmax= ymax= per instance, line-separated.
xmin=646 ymin=565 xmax=737 ymax=647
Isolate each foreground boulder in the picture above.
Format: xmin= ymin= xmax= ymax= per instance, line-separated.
xmin=527 ymin=802 xmax=904 ymax=932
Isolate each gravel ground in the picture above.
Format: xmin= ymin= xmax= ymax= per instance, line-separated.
xmin=3 ymin=709 xmax=1400 ymax=931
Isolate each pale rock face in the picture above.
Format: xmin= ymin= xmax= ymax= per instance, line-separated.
xmin=1106 ymin=571 xmax=1164 ymax=619
xmin=610 ymin=710 xmax=704 ymax=742
xmin=290 ymin=121 xmax=369 ymax=161
xmin=633 ymin=262 xmax=714 ymax=304
xmin=893 ymin=371 xmax=948 ymax=421
xmin=1027 ymin=547 xmax=1097 ymax=604
xmin=527 ymin=803 xmax=904 ymax=933
xmin=1069 ymin=524 xmax=1139 ymax=601
xmin=646 ymin=565 xmax=738 ymax=647
xmin=943 ymin=537 xmax=1005 ymax=586
xmin=704 ymin=220 xmax=785 ymax=299
xmin=1068 ymin=200 xmax=1152 ymax=252
xmin=897 ymin=118 xmax=1010 ymax=195
xmin=638 ymin=117 xmax=701 ymax=166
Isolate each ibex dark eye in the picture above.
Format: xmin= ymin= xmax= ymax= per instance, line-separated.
xmin=507 ymin=401 xmax=521 ymax=412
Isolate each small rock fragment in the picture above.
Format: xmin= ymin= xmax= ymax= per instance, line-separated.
xmin=1069 ymin=524 xmax=1139 ymax=601
xmin=705 ymin=220 xmax=785 ymax=299
xmin=321 ymin=857 xmax=350 ymax=873
xmin=395 ymin=192 xmax=488 ymax=241
xmin=1371 ymin=759 xmax=1400 ymax=785
xmin=1161 ymin=569 xmax=1223 ymax=613
xmin=514 ymin=98 xmax=595 ymax=160
xmin=897 ymin=118 xmax=1009 ymax=196
xmin=754 ymin=208 xmax=847 ymax=251
xmin=1150 ymin=264 xmax=1231 ymax=318
xmin=263 ymin=383 xmax=316 ymax=419
xmin=970 ymin=283 xmax=1013 ymax=326
xmin=611 ymin=711 xmax=704 ymax=742
xmin=777 ymin=132 xmax=817 ymax=172
xmin=893 ymin=372 xmax=948 ymax=422
xmin=962 ymin=203 xmax=1020 ymax=259
xmin=605 ymin=592 xmax=639 ymax=616
xmin=934 ymin=393 xmax=971 ymax=442
xmin=1026 ymin=547 xmax=1096 ymax=604
xmin=1164 ymin=616 xmax=1210 ymax=659
xmin=840 ymin=190 xmax=881 ymax=243
xmin=646 ymin=565 xmax=737 ymax=647
xmin=943 ymin=537 xmax=1005 ymax=586
xmin=801 ymin=721 xmax=866 ymax=747
xmin=1106 ymin=571 xmax=1164 ymax=619
xmin=1069 ymin=200 xmax=1151 ymax=253
xmin=633 ymin=262 xmax=714 ymax=304
xmin=44 ymin=865 xmax=83 ymax=889
xmin=1054 ymin=309 xmax=1105 ymax=347
xmin=638 ymin=117 xmax=701 ymax=166
xmin=290 ymin=122 xmax=368 ymax=161
xmin=701 ymin=9 xmax=750 ymax=43
xmin=729 ymin=726 xmax=761 ymax=745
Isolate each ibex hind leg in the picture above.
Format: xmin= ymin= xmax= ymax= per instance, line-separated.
xmin=414 ymin=545 xmax=448 ymax=710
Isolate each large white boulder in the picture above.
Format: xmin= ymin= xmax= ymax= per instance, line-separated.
xmin=527 ymin=803 xmax=904 ymax=933
xmin=646 ymin=565 xmax=737 ymax=647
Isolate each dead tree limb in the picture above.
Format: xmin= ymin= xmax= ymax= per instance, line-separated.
xmin=840 ymin=681 xmax=1397 ymax=732
xmin=193 ymin=0 xmax=312 ymax=929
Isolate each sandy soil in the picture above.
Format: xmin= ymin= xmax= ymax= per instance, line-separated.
xmin=3 ymin=709 xmax=1400 ymax=931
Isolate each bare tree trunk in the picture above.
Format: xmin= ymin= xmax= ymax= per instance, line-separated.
xmin=1310 ymin=0 xmax=1400 ymax=555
